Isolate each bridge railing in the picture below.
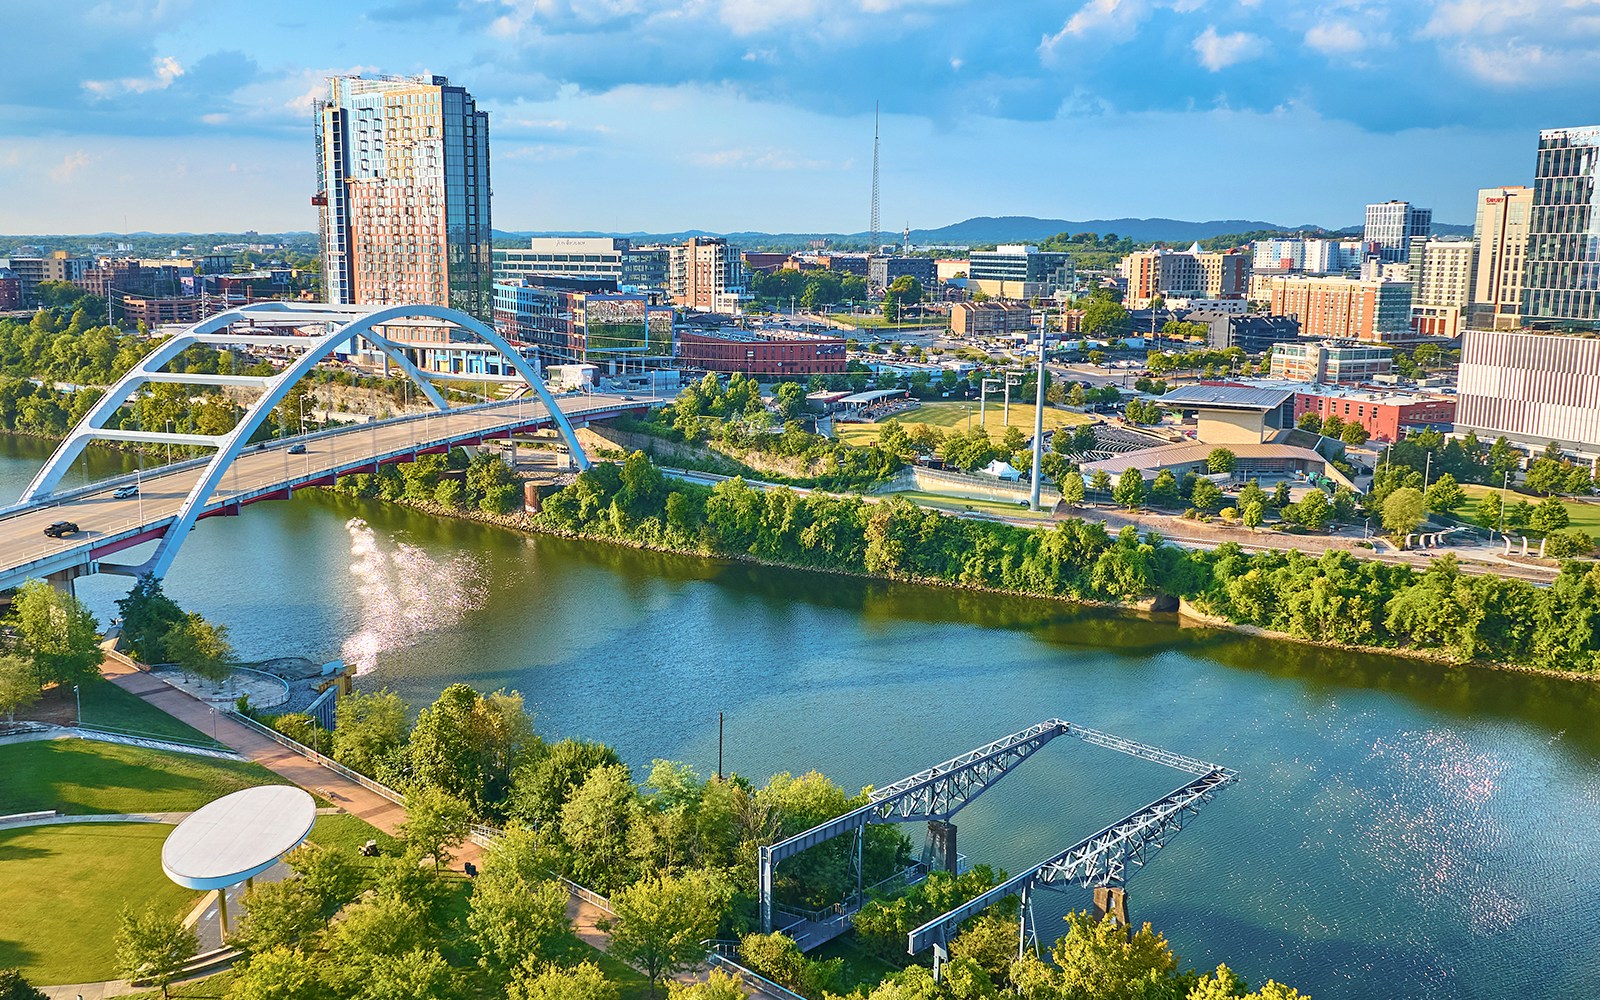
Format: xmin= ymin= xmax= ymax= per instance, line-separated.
xmin=705 ymin=953 xmax=810 ymax=1000
xmin=226 ymin=710 xmax=408 ymax=808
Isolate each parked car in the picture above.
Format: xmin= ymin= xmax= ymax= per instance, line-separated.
xmin=287 ymin=443 xmax=307 ymax=455
xmin=43 ymin=521 xmax=79 ymax=538
xmin=112 ymin=485 xmax=138 ymax=499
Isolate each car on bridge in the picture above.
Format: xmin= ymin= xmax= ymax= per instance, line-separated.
xmin=287 ymin=443 xmax=307 ymax=454
xmin=112 ymin=485 xmax=139 ymax=499
xmin=43 ymin=520 xmax=80 ymax=538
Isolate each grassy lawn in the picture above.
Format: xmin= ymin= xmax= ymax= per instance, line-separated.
xmin=126 ymin=970 xmax=237 ymax=999
xmin=836 ymin=402 xmax=1089 ymax=447
xmin=0 ymin=739 xmax=283 ymax=816
xmin=826 ymin=313 xmax=948 ymax=331
xmin=305 ymin=812 xmax=399 ymax=856
xmin=18 ymin=677 xmax=214 ymax=745
xmin=0 ymin=822 xmax=200 ymax=986
xmin=1459 ymin=482 xmax=1600 ymax=533
xmin=890 ymin=490 xmax=1055 ymax=522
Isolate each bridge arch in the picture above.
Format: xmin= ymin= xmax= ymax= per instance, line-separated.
xmin=23 ymin=301 xmax=591 ymax=579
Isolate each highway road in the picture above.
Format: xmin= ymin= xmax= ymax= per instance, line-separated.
xmin=0 ymin=391 xmax=643 ymax=587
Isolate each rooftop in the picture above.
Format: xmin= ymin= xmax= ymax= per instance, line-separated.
xmin=162 ymin=786 xmax=316 ymax=891
xmin=1159 ymin=383 xmax=1298 ymax=411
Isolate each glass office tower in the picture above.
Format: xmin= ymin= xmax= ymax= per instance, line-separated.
xmin=1523 ymin=125 xmax=1600 ymax=329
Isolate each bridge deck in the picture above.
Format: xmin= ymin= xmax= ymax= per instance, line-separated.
xmin=0 ymin=392 xmax=645 ymax=589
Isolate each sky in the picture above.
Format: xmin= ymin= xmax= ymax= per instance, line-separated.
xmin=2 ymin=0 xmax=1598 ymax=235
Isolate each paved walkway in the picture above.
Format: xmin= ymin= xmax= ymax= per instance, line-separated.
xmin=98 ymin=656 xmax=479 ymax=868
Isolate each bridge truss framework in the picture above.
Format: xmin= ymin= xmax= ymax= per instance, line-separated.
xmin=756 ymin=719 xmax=1236 ymax=957
xmin=21 ymin=301 xmax=590 ymax=580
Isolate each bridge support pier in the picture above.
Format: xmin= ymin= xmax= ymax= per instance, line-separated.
xmin=1092 ymin=886 xmax=1129 ymax=928
xmin=928 ymin=820 xmax=958 ymax=874
xmin=45 ymin=564 xmax=92 ymax=597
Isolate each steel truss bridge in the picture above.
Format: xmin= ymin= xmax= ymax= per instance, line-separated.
xmin=0 ymin=301 xmax=649 ymax=591
xmin=757 ymin=719 xmax=1236 ymax=957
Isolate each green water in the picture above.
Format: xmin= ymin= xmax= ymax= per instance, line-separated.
xmin=3 ymin=434 xmax=1597 ymax=998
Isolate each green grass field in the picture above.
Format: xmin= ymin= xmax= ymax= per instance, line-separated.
xmin=890 ymin=490 xmax=1055 ymax=522
xmin=0 ymin=740 xmax=284 ymax=816
xmin=81 ymin=678 xmax=214 ymax=743
xmin=1459 ymin=483 xmax=1600 ymax=533
xmin=0 ymin=822 xmax=200 ymax=985
xmin=306 ymin=812 xmax=399 ymax=856
xmin=836 ymin=401 xmax=1090 ymax=447
xmin=826 ymin=313 xmax=948 ymax=330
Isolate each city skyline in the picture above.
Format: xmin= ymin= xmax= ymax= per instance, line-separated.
xmin=5 ymin=1 xmax=1598 ymax=234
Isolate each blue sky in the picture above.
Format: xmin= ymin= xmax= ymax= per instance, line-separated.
xmin=3 ymin=0 xmax=1597 ymax=234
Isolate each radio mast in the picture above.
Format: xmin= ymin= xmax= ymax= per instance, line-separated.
xmin=869 ymin=102 xmax=880 ymax=257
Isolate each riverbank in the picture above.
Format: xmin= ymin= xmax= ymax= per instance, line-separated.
xmin=309 ymin=469 xmax=1600 ymax=684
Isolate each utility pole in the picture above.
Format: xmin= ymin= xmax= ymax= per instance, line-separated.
xmin=1030 ymin=312 xmax=1047 ymax=512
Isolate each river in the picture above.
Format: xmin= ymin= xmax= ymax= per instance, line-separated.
xmin=3 ymin=434 xmax=1597 ymax=999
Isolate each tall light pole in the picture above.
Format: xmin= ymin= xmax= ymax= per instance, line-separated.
xmin=74 ymin=684 xmax=81 ymax=728
xmin=1499 ymin=469 xmax=1510 ymax=537
xmin=1029 ymin=312 xmax=1047 ymax=512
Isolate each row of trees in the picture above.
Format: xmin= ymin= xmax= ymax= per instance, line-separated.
xmin=749 ymin=269 xmax=869 ymax=311
xmin=531 ymin=451 xmax=1600 ymax=672
xmin=331 ymin=447 xmax=523 ymax=515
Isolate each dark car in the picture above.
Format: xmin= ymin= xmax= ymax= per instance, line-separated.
xmin=287 ymin=443 xmax=307 ymax=455
xmin=112 ymin=485 xmax=138 ymax=499
xmin=43 ymin=521 xmax=79 ymax=538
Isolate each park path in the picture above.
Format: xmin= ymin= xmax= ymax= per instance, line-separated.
xmin=98 ymin=655 xmax=479 ymax=868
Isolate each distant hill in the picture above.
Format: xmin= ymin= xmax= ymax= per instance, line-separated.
xmin=496 ymin=215 xmax=1472 ymax=250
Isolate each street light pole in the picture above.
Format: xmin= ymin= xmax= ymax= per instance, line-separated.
xmin=74 ymin=684 xmax=81 ymax=727
xmin=1500 ymin=470 xmax=1510 ymax=537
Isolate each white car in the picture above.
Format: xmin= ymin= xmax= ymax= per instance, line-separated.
xmin=113 ymin=485 xmax=139 ymax=499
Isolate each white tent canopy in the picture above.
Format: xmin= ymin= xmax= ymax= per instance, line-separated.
xmin=983 ymin=459 xmax=1022 ymax=481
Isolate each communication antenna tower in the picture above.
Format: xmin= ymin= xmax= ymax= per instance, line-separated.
xmin=869 ymin=102 xmax=880 ymax=257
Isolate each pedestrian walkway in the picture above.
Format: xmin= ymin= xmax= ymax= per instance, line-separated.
xmin=98 ymin=656 xmax=479 ymax=868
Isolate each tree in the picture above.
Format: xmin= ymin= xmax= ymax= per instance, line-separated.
xmin=1526 ymin=457 xmax=1567 ymax=495
xmin=226 ymin=945 xmax=332 ymax=1000
xmin=1270 ymin=481 xmax=1291 ymax=509
xmin=115 ymin=574 xmax=185 ymax=664
xmin=408 ymin=683 xmax=540 ymax=813
xmin=1190 ymin=479 xmax=1223 ymax=511
xmin=163 ymin=613 xmax=234 ymax=684
xmin=1089 ymin=470 xmax=1112 ymax=495
xmin=1320 ymin=414 xmax=1345 ymax=439
xmin=1112 ymin=468 xmax=1145 ymax=509
xmin=508 ymin=960 xmax=619 ymax=1000
xmin=559 ymin=762 xmax=637 ymax=892
xmin=1530 ymin=497 xmax=1571 ymax=534
xmin=665 ymin=970 xmax=745 ymax=1000
xmin=1340 ymin=422 xmax=1370 ymax=447
xmin=1425 ymin=473 xmax=1466 ymax=514
xmin=1059 ymin=471 xmax=1086 ymax=507
xmin=1296 ymin=411 xmax=1323 ymax=431
xmin=284 ymin=844 xmax=363 ymax=923
xmin=0 ymin=654 xmax=39 ymax=722
xmin=1206 ymin=448 xmax=1236 ymax=474
xmin=1382 ymin=487 xmax=1428 ymax=538
xmin=1294 ymin=490 xmax=1331 ymax=530
xmin=509 ymin=738 xmax=621 ymax=829
xmin=1081 ymin=297 xmax=1131 ymax=340
xmin=1241 ymin=500 xmax=1264 ymax=532
xmin=468 ymin=828 xmax=571 ymax=972
xmin=233 ymin=878 xmax=323 ymax=955
xmin=361 ymin=948 xmax=456 ymax=1000
xmin=881 ymin=276 xmax=923 ymax=321
xmin=1011 ymin=911 xmax=1177 ymax=1000
xmin=9 ymin=579 xmax=103 ymax=687
xmin=401 ymin=786 xmax=472 ymax=870
xmin=1476 ymin=491 xmax=1504 ymax=532
xmin=0 ymin=969 xmax=47 ymax=1000
xmin=1149 ymin=470 xmax=1180 ymax=507
xmin=601 ymin=870 xmax=732 ymax=997
xmin=332 ymin=688 xmax=410 ymax=777
xmin=116 ymin=905 xmax=197 ymax=998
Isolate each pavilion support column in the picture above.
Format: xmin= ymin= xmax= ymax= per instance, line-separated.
xmin=216 ymin=888 xmax=229 ymax=942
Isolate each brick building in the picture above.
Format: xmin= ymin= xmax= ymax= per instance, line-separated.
xmin=1293 ymin=388 xmax=1455 ymax=443
xmin=676 ymin=328 xmax=846 ymax=375
xmin=1268 ymin=276 xmax=1415 ymax=343
xmin=950 ymin=301 xmax=1034 ymax=336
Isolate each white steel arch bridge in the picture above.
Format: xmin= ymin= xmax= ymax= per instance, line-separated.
xmin=1 ymin=302 xmax=643 ymax=591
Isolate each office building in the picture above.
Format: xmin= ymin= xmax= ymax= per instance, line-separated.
xmin=1294 ymin=387 xmax=1455 ymax=443
xmin=0 ymin=270 xmax=21 ymax=310
xmin=493 ymin=237 xmax=669 ymax=294
xmin=676 ymin=328 xmax=846 ymax=375
xmin=1195 ymin=313 xmax=1300 ymax=354
xmin=1269 ymin=341 xmax=1394 ymax=384
xmin=1269 ymin=276 xmax=1415 ymax=343
xmin=1470 ymin=185 xmax=1534 ymax=331
xmin=1122 ymin=245 xmax=1245 ymax=306
xmin=868 ymin=256 xmax=938 ymax=291
xmin=492 ymin=277 xmax=672 ymax=372
xmin=950 ymin=302 xmax=1034 ymax=337
xmin=1522 ymin=126 xmax=1600 ymax=330
xmin=742 ymin=252 xmax=792 ymax=275
xmin=667 ymin=238 xmax=749 ymax=313
xmin=1456 ymin=328 xmax=1600 ymax=454
xmin=43 ymin=252 xmax=94 ymax=286
xmin=1410 ymin=239 xmax=1476 ymax=338
xmin=0 ymin=257 xmax=43 ymax=305
xmin=314 ymin=74 xmax=492 ymax=321
xmin=1364 ymin=201 xmax=1432 ymax=263
xmin=968 ymin=245 xmax=1073 ymax=299
xmin=118 ymin=296 xmax=211 ymax=327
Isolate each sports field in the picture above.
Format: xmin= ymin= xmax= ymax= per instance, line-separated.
xmin=836 ymin=401 xmax=1090 ymax=447
xmin=1459 ymin=483 xmax=1600 ymax=533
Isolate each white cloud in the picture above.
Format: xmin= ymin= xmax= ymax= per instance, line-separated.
xmin=50 ymin=150 xmax=90 ymax=182
xmin=1043 ymin=0 xmax=1149 ymax=50
xmin=1305 ymin=21 xmax=1367 ymax=55
xmin=685 ymin=147 xmax=833 ymax=171
xmin=1456 ymin=40 xmax=1553 ymax=85
xmin=82 ymin=55 xmax=185 ymax=98
xmin=1192 ymin=25 xmax=1266 ymax=71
